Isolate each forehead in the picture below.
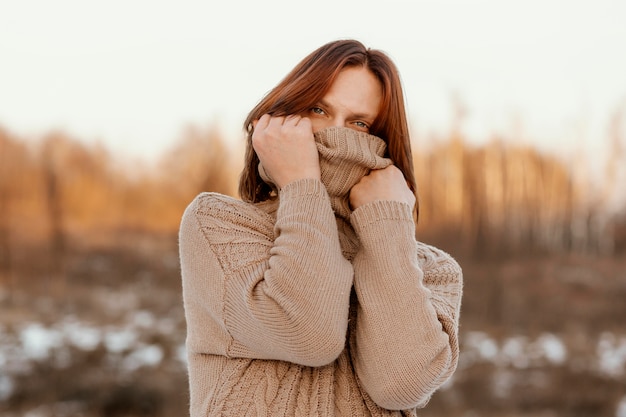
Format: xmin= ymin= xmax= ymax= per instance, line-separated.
xmin=323 ymin=66 xmax=382 ymax=118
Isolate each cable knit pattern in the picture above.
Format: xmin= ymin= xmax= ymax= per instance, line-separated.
xmin=179 ymin=127 xmax=463 ymax=416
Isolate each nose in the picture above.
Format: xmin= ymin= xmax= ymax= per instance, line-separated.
xmin=311 ymin=116 xmax=345 ymax=133
xmin=327 ymin=116 xmax=346 ymax=128
xmin=332 ymin=118 xmax=345 ymax=128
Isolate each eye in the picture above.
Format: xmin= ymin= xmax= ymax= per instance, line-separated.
xmin=353 ymin=121 xmax=370 ymax=131
xmin=310 ymin=106 xmax=325 ymax=115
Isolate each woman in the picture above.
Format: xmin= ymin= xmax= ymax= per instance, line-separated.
xmin=179 ymin=39 xmax=463 ymax=416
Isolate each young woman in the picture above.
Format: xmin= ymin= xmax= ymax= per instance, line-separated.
xmin=179 ymin=39 xmax=463 ymax=416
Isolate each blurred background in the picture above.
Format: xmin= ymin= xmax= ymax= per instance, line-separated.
xmin=1 ymin=1 xmax=626 ymax=416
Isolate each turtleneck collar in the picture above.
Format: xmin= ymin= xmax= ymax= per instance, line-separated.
xmin=260 ymin=127 xmax=393 ymax=220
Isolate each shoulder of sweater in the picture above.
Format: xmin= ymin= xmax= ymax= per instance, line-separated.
xmin=188 ymin=192 xmax=270 ymax=218
xmin=189 ymin=191 xmax=246 ymax=212
xmin=415 ymin=241 xmax=463 ymax=284
xmin=184 ymin=192 xmax=275 ymax=241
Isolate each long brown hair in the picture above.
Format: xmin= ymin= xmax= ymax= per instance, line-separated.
xmin=239 ymin=39 xmax=417 ymax=216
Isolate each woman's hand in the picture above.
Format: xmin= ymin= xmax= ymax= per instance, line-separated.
xmin=252 ymin=114 xmax=321 ymax=189
xmin=349 ymin=165 xmax=416 ymax=210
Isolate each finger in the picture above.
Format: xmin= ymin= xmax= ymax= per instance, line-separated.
xmin=268 ymin=115 xmax=286 ymax=127
xmin=298 ymin=116 xmax=311 ymax=127
xmin=255 ymin=114 xmax=271 ymax=131
xmin=285 ymin=114 xmax=302 ymax=125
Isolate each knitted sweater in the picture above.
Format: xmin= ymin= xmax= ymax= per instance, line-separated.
xmin=179 ymin=127 xmax=463 ymax=416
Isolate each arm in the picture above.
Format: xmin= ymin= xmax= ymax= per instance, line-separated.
xmin=347 ymin=166 xmax=462 ymax=410
xmin=180 ymin=179 xmax=354 ymax=367
xmin=349 ymin=200 xmax=462 ymax=410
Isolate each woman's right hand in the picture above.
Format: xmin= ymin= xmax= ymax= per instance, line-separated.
xmin=252 ymin=114 xmax=321 ymax=189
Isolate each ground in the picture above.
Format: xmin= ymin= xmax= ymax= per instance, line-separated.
xmin=1 ymin=236 xmax=625 ymax=416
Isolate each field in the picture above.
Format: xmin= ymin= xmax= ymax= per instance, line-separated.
xmin=1 ymin=238 xmax=625 ymax=416
xmin=1 ymin=124 xmax=625 ymax=416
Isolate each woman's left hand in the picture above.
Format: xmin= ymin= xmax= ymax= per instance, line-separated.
xmin=349 ymin=165 xmax=415 ymax=210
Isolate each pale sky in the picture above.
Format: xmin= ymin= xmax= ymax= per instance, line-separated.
xmin=1 ymin=0 xmax=625 ymax=163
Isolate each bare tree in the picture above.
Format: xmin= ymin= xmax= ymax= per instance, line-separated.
xmin=39 ymin=133 xmax=69 ymax=295
xmin=0 ymin=129 xmax=21 ymax=294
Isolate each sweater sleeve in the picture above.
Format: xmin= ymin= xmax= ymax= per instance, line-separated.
xmin=180 ymin=178 xmax=354 ymax=367
xmin=348 ymin=200 xmax=463 ymax=410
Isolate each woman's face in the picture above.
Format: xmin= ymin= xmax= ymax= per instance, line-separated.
xmin=303 ymin=66 xmax=382 ymax=134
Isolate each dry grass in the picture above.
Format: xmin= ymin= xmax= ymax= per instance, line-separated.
xmin=1 ymin=120 xmax=625 ymax=416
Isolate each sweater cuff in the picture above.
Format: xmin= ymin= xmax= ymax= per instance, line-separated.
xmin=350 ymin=200 xmax=414 ymax=231
xmin=279 ymin=178 xmax=327 ymax=199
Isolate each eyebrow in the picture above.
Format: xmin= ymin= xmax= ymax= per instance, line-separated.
xmin=318 ymin=99 xmax=377 ymax=122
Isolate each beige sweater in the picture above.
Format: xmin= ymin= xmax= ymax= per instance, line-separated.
xmin=179 ymin=127 xmax=463 ymax=416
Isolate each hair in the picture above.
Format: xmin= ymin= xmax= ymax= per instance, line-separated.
xmin=238 ymin=39 xmax=418 ymax=219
